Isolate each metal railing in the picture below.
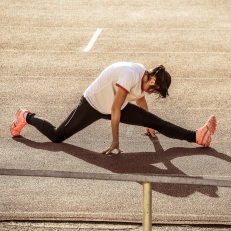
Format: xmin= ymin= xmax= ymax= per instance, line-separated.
xmin=1 ymin=168 xmax=231 ymax=231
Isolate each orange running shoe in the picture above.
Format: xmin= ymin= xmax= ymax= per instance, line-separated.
xmin=196 ymin=115 xmax=216 ymax=147
xmin=10 ymin=109 xmax=30 ymax=137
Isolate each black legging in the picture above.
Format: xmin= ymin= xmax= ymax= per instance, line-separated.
xmin=26 ymin=95 xmax=196 ymax=143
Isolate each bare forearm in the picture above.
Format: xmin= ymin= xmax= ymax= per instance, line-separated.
xmin=136 ymin=97 xmax=149 ymax=111
xmin=111 ymin=109 xmax=120 ymax=142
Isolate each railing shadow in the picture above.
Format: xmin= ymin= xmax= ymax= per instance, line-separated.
xmin=13 ymin=136 xmax=231 ymax=198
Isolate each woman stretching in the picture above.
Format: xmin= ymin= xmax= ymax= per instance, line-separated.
xmin=10 ymin=62 xmax=216 ymax=154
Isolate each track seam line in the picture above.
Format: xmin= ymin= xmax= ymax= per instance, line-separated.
xmin=83 ymin=28 xmax=102 ymax=52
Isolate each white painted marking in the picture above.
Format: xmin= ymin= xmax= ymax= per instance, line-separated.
xmin=84 ymin=28 xmax=102 ymax=52
xmin=1 ymin=49 xmax=229 ymax=54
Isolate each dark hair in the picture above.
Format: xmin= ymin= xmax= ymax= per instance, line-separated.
xmin=147 ymin=65 xmax=171 ymax=98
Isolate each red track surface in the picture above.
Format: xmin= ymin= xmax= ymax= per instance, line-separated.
xmin=0 ymin=0 xmax=231 ymax=225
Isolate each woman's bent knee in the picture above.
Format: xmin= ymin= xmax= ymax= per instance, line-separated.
xmin=51 ymin=138 xmax=63 ymax=143
xmin=49 ymin=133 xmax=65 ymax=143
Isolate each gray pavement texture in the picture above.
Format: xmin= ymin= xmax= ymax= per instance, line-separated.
xmin=1 ymin=0 xmax=231 ymax=228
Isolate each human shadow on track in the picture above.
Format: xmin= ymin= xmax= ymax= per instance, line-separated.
xmin=13 ymin=136 xmax=231 ymax=198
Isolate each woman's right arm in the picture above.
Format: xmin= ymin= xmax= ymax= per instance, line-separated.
xmin=101 ymin=87 xmax=128 ymax=154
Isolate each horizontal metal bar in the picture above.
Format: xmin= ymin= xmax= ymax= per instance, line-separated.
xmin=0 ymin=168 xmax=231 ymax=188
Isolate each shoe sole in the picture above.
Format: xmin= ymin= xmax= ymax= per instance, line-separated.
xmin=208 ymin=115 xmax=216 ymax=135
xmin=10 ymin=109 xmax=28 ymax=137
xmin=201 ymin=115 xmax=216 ymax=147
xmin=10 ymin=109 xmax=20 ymax=136
xmin=10 ymin=120 xmax=19 ymax=136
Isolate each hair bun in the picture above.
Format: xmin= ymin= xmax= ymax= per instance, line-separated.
xmin=159 ymin=65 xmax=165 ymax=71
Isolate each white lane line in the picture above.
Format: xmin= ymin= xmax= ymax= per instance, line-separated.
xmin=84 ymin=28 xmax=102 ymax=52
xmin=1 ymin=49 xmax=229 ymax=54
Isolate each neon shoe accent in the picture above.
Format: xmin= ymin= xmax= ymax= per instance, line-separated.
xmin=196 ymin=115 xmax=216 ymax=147
xmin=10 ymin=109 xmax=30 ymax=137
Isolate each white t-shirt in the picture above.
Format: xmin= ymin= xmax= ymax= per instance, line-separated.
xmin=83 ymin=62 xmax=146 ymax=114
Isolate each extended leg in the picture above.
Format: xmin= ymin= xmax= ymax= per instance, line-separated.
xmin=27 ymin=96 xmax=103 ymax=142
xmin=120 ymin=103 xmax=196 ymax=143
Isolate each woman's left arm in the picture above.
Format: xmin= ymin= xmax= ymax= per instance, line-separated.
xmin=136 ymin=96 xmax=156 ymax=137
xmin=101 ymin=87 xmax=128 ymax=154
xmin=136 ymin=96 xmax=149 ymax=111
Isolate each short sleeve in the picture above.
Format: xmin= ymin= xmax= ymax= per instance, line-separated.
xmin=115 ymin=71 xmax=138 ymax=93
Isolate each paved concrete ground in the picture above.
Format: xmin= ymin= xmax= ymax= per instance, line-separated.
xmin=1 ymin=222 xmax=231 ymax=231
xmin=1 ymin=0 xmax=231 ymax=228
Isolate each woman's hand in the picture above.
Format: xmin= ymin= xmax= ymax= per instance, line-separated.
xmin=101 ymin=141 xmax=123 ymax=155
xmin=145 ymin=127 xmax=156 ymax=137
